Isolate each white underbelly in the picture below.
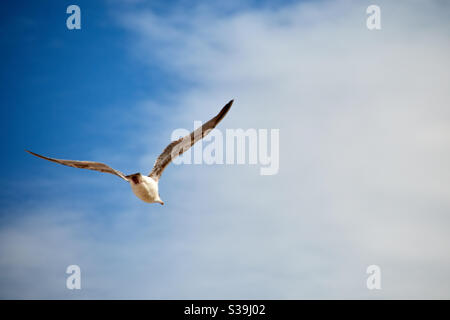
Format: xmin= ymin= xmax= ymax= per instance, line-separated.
xmin=131 ymin=181 xmax=158 ymax=203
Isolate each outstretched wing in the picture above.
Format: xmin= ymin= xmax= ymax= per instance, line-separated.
xmin=26 ymin=150 xmax=129 ymax=182
xmin=149 ymin=99 xmax=234 ymax=182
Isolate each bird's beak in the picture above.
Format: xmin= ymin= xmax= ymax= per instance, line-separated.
xmin=160 ymin=202 xmax=164 ymax=205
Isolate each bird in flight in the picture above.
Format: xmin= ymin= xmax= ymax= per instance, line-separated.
xmin=26 ymin=99 xmax=234 ymax=205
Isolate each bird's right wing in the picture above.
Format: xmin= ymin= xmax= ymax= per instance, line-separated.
xmin=149 ymin=99 xmax=234 ymax=182
xmin=26 ymin=150 xmax=129 ymax=182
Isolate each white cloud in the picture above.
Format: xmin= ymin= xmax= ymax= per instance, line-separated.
xmin=119 ymin=0 xmax=450 ymax=298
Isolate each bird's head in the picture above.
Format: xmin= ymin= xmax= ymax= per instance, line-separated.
xmin=155 ymin=193 xmax=164 ymax=205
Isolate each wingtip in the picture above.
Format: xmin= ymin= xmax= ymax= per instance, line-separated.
xmin=25 ymin=149 xmax=38 ymax=157
xmin=25 ymin=150 xmax=45 ymax=159
xmin=223 ymin=99 xmax=234 ymax=110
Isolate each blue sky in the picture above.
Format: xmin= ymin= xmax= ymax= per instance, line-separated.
xmin=1 ymin=0 xmax=450 ymax=299
xmin=1 ymin=0 xmax=164 ymax=187
xmin=0 ymin=0 xmax=187 ymax=218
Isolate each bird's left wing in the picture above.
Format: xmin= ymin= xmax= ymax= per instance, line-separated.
xmin=26 ymin=150 xmax=129 ymax=182
xmin=149 ymin=99 xmax=234 ymax=182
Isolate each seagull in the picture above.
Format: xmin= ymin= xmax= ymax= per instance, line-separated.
xmin=26 ymin=99 xmax=234 ymax=205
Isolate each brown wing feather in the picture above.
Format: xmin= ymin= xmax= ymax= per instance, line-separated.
xmin=149 ymin=99 xmax=234 ymax=181
xmin=25 ymin=150 xmax=129 ymax=182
